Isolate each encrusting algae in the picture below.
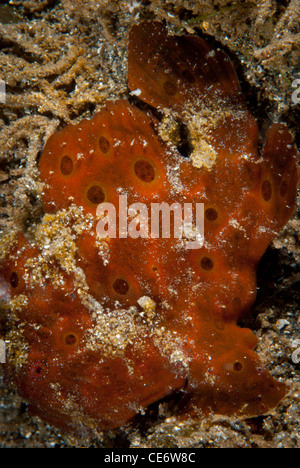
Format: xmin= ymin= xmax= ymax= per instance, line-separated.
xmin=0 ymin=21 xmax=299 ymax=434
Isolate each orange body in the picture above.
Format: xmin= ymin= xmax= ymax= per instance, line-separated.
xmin=0 ymin=22 xmax=298 ymax=434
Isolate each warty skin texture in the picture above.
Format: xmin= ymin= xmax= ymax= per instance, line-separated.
xmin=0 ymin=21 xmax=298 ymax=434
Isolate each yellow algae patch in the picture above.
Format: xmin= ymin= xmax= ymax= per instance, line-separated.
xmin=190 ymin=139 xmax=217 ymax=170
